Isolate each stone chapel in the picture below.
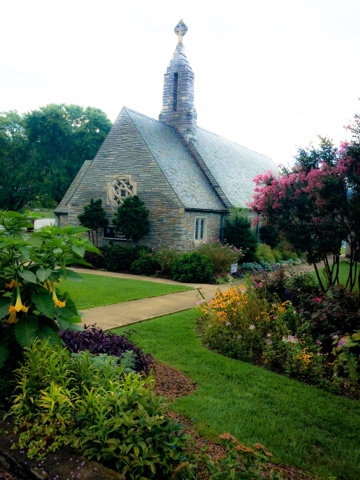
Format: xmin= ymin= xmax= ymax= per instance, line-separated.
xmin=55 ymin=20 xmax=277 ymax=249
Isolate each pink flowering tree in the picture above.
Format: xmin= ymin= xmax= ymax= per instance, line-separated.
xmin=249 ymin=129 xmax=360 ymax=291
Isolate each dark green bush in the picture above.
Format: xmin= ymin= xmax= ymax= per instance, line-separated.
xmin=84 ymin=249 xmax=108 ymax=269
xmin=171 ymin=251 xmax=214 ymax=283
xmin=130 ymin=252 xmax=161 ymax=276
xmin=105 ymin=244 xmax=151 ymax=272
xmin=223 ymin=210 xmax=258 ymax=262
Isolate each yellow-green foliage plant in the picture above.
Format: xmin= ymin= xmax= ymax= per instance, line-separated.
xmin=0 ymin=211 xmax=99 ymax=405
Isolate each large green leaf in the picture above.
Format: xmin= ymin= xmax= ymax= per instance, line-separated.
xmin=17 ymin=245 xmax=31 ymax=261
xmin=37 ymin=325 xmax=61 ymax=345
xmin=0 ymin=297 xmax=10 ymax=320
xmin=0 ymin=344 xmax=10 ymax=369
xmin=72 ymin=244 xmax=85 ymax=257
xmin=32 ymin=291 xmax=56 ymax=319
xmin=36 ymin=267 xmax=52 ymax=283
xmin=19 ymin=269 xmax=37 ymax=284
xmin=14 ymin=317 xmax=38 ymax=347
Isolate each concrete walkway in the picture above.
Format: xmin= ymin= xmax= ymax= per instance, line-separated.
xmin=73 ymin=268 xmax=244 ymax=330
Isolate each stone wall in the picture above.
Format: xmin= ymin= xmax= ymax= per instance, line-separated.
xmin=57 ymin=109 xmax=194 ymax=250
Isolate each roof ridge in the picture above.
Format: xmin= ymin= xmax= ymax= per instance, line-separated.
xmin=196 ymin=125 xmax=272 ymax=160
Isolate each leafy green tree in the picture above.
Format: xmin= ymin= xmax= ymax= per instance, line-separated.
xmin=78 ymin=198 xmax=109 ymax=245
xmin=24 ymin=104 xmax=112 ymax=204
xmin=0 ymin=105 xmax=112 ymax=209
xmin=223 ymin=209 xmax=258 ymax=262
xmin=113 ymin=195 xmax=150 ymax=243
xmin=0 ymin=111 xmax=38 ymax=210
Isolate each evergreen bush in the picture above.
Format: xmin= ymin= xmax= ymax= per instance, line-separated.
xmin=105 ymin=244 xmax=151 ymax=272
xmin=223 ymin=209 xmax=258 ymax=262
xmin=130 ymin=252 xmax=161 ymax=276
xmin=171 ymin=251 xmax=214 ymax=283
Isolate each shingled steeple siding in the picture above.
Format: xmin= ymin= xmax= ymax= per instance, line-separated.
xmin=159 ymin=20 xmax=197 ymax=141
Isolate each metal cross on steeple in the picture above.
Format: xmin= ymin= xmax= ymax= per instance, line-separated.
xmin=174 ymin=19 xmax=188 ymax=44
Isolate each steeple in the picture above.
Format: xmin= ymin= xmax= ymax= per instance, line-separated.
xmin=159 ymin=20 xmax=197 ymax=141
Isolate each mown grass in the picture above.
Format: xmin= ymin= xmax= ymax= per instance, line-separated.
xmin=114 ymin=310 xmax=360 ymax=480
xmin=310 ymin=260 xmax=359 ymax=290
xmin=59 ymin=273 xmax=192 ymax=310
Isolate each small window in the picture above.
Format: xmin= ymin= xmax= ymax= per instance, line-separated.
xmin=173 ymin=72 xmax=178 ymax=111
xmin=195 ymin=217 xmax=206 ymax=241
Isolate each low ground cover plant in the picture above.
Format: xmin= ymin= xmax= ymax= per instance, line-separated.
xmin=60 ymin=324 xmax=152 ymax=374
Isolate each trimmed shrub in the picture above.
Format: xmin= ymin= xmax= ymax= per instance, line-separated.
xmin=130 ymin=252 xmax=161 ymax=276
xmin=84 ymin=248 xmax=108 ymax=269
xmin=105 ymin=244 xmax=151 ymax=272
xmin=171 ymin=251 xmax=214 ymax=283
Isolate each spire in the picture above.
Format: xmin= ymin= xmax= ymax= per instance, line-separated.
xmin=159 ymin=20 xmax=197 ymax=141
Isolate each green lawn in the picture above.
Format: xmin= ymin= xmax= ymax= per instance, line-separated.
xmin=311 ymin=260 xmax=359 ymax=290
xmin=114 ymin=310 xmax=360 ymax=480
xmin=59 ymin=273 xmax=192 ymax=310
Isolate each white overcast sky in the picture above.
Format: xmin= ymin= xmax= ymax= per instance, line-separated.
xmin=1 ymin=0 xmax=360 ymax=167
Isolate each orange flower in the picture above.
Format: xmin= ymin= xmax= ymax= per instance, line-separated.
xmin=52 ymin=290 xmax=66 ymax=308
xmin=235 ymin=444 xmax=255 ymax=454
xmin=5 ymin=279 xmax=17 ymax=289
xmin=254 ymin=443 xmax=273 ymax=457
xmin=219 ymin=432 xmax=237 ymax=443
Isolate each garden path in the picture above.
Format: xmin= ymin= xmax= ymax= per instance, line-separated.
xmin=73 ymin=268 xmax=244 ymax=330
xmin=74 ymin=260 xmax=323 ymax=330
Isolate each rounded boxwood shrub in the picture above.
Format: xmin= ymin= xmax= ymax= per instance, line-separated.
xmin=105 ymin=244 xmax=151 ymax=272
xmin=171 ymin=251 xmax=214 ymax=283
xmin=130 ymin=253 xmax=161 ymax=276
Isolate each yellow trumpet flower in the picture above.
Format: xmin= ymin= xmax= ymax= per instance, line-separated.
xmin=12 ymin=289 xmax=29 ymax=313
xmin=6 ymin=306 xmax=18 ymax=324
xmin=52 ymin=290 xmax=66 ymax=308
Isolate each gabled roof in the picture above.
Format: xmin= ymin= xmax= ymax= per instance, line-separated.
xmin=125 ymin=108 xmax=227 ymax=211
xmin=127 ymin=108 xmax=277 ymax=209
xmin=192 ymin=128 xmax=277 ymax=208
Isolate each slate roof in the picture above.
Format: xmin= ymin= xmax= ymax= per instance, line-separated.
xmin=125 ymin=108 xmax=227 ymax=211
xmin=192 ymin=128 xmax=277 ymax=207
xmin=126 ymin=108 xmax=277 ymax=209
